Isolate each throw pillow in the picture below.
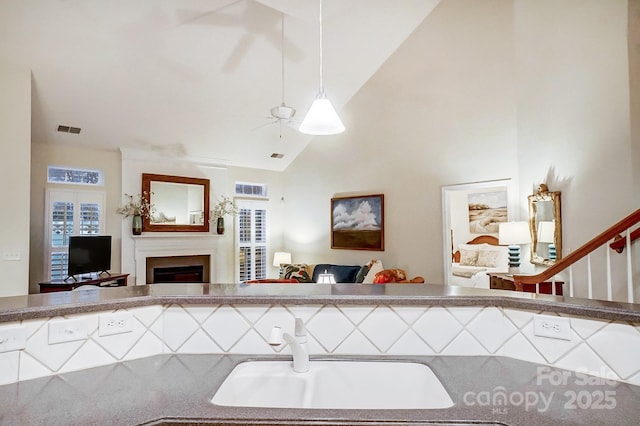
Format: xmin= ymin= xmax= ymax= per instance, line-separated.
xmin=355 ymin=265 xmax=370 ymax=283
xmin=282 ymin=264 xmax=313 ymax=283
xmin=459 ymin=249 xmax=479 ymax=266
xmin=373 ymin=269 xmax=407 ymax=283
xmin=476 ymin=250 xmax=499 ymax=268
xmin=363 ymin=260 xmax=384 ymax=283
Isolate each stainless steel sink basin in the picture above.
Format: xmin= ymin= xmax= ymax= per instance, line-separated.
xmin=211 ymin=360 xmax=453 ymax=409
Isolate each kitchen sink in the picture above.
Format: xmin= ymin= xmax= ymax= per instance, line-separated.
xmin=211 ymin=360 xmax=453 ymax=409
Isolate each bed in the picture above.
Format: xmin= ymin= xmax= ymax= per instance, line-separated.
xmin=449 ymin=235 xmax=509 ymax=289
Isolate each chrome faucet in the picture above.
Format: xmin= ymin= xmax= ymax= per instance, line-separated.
xmin=268 ymin=317 xmax=309 ymax=373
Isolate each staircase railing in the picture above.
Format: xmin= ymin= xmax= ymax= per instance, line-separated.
xmin=513 ymin=209 xmax=640 ymax=303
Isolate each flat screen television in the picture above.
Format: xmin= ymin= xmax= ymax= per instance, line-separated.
xmin=67 ymin=235 xmax=112 ymax=280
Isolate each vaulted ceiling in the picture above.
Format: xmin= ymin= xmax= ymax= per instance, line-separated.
xmin=0 ymin=0 xmax=440 ymax=170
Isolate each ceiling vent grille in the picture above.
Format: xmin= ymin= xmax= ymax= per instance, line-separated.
xmin=57 ymin=125 xmax=81 ymax=134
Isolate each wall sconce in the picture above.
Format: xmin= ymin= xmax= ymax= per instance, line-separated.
xmin=498 ymin=221 xmax=531 ymax=267
xmin=537 ymin=220 xmax=556 ymax=260
xmin=317 ymin=270 xmax=336 ymax=284
xmin=272 ymin=252 xmax=291 ymax=276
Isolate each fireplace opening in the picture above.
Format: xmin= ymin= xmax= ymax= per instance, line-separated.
xmin=153 ymin=265 xmax=204 ymax=283
xmin=146 ymin=254 xmax=210 ymax=284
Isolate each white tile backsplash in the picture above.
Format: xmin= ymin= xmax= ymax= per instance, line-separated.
xmin=586 ymin=321 xmax=640 ymax=379
xmin=412 ymin=307 xmax=464 ymax=352
xmin=2 ymin=302 xmax=640 ymax=388
xmin=0 ymin=351 xmax=19 ymax=384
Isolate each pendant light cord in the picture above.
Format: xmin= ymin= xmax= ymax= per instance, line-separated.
xmin=280 ymin=13 xmax=285 ymax=103
xmin=318 ymin=0 xmax=324 ymax=94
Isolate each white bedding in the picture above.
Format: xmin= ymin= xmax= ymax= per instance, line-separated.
xmin=448 ymin=243 xmax=509 ymax=289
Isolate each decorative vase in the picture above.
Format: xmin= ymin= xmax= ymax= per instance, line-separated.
xmin=132 ymin=215 xmax=142 ymax=235
xmin=216 ymin=217 xmax=224 ymax=235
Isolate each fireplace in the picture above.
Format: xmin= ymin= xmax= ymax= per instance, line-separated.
xmin=132 ymin=235 xmax=218 ymax=285
xmin=146 ymin=255 xmax=210 ymax=284
xmin=153 ymin=265 xmax=204 ymax=283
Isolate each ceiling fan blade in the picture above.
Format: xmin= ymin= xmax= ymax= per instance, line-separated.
xmin=252 ymin=120 xmax=278 ymax=131
xmin=264 ymin=31 xmax=304 ymax=63
xmin=222 ymin=32 xmax=255 ymax=72
xmin=172 ymin=1 xmax=243 ymax=29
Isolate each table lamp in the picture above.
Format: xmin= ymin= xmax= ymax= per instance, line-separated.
xmin=537 ymin=221 xmax=556 ymax=260
xmin=498 ymin=221 xmax=531 ymax=267
xmin=317 ymin=270 xmax=336 ymax=284
xmin=272 ymin=252 xmax=291 ymax=276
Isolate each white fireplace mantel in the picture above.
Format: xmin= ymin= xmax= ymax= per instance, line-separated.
xmin=132 ymin=234 xmax=219 ymax=285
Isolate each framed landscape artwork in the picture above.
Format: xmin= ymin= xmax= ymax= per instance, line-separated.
xmin=331 ymin=194 xmax=384 ymax=250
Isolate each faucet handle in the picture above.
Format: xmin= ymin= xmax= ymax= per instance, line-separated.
xmin=268 ymin=326 xmax=283 ymax=346
xmin=294 ymin=318 xmax=306 ymax=337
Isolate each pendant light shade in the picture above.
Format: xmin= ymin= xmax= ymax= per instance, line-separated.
xmin=299 ymin=91 xmax=345 ymax=135
xmin=299 ymin=0 xmax=345 ymax=136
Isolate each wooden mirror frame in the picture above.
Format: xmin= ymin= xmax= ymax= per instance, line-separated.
xmin=142 ymin=173 xmax=210 ymax=233
xmin=528 ymin=184 xmax=562 ymax=266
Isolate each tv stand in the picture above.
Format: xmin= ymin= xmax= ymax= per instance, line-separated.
xmin=39 ymin=273 xmax=129 ymax=293
xmin=65 ymin=270 xmax=112 ymax=283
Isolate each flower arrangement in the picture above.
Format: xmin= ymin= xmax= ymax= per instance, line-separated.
xmin=116 ymin=192 xmax=155 ymax=219
xmin=211 ymin=196 xmax=239 ymax=219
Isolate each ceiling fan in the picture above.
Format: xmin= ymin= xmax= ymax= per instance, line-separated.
xmin=254 ymin=12 xmax=298 ymax=138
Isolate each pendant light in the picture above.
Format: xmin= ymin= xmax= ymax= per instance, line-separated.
xmin=299 ymin=0 xmax=345 ymax=135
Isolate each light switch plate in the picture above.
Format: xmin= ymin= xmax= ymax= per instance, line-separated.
xmin=48 ymin=318 xmax=87 ymax=344
xmin=0 ymin=325 xmax=27 ymax=352
xmin=2 ymin=250 xmax=21 ymax=261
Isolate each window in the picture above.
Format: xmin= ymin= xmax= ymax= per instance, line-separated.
xmin=45 ymin=189 xmax=106 ymax=280
xmin=236 ymin=199 xmax=268 ymax=282
xmin=47 ymin=166 xmax=104 ymax=186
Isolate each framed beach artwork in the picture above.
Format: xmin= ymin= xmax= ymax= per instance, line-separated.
xmin=441 ymin=179 xmax=514 ymax=285
xmin=331 ymin=194 xmax=384 ymax=250
xmin=467 ymin=190 xmax=508 ymax=234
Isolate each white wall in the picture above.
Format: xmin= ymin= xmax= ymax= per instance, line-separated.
xmin=514 ymin=0 xmax=633 ymax=248
xmin=629 ymin=0 xmax=640 ymax=206
xmin=282 ymin=0 xmax=634 ymax=290
xmin=0 ymin=62 xmax=31 ymax=297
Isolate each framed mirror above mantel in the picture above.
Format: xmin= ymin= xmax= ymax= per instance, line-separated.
xmin=528 ymin=184 xmax=562 ymax=266
xmin=142 ymin=173 xmax=210 ymax=233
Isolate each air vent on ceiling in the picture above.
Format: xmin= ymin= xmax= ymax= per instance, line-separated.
xmin=57 ymin=125 xmax=81 ymax=134
xmin=270 ymin=153 xmax=284 ymax=159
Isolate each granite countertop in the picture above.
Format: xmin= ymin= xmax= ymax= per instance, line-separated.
xmin=1 ymin=353 xmax=638 ymax=425
xmin=2 ymin=283 xmax=640 ymax=323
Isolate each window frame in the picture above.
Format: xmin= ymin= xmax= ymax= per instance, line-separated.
xmin=235 ymin=198 xmax=269 ymax=282
xmin=44 ymin=189 xmax=106 ymax=280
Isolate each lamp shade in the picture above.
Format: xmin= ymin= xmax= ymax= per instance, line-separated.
xmin=298 ymin=93 xmax=345 ymax=135
xmin=537 ymin=221 xmax=555 ymax=243
xmin=498 ymin=222 xmax=531 ymax=245
xmin=317 ymin=270 xmax=336 ymax=284
xmin=272 ymin=252 xmax=291 ymax=267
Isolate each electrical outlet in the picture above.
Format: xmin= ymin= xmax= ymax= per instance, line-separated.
xmin=0 ymin=325 xmax=27 ymax=352
xmin=534 ymin=314 xmax=572 ymax=340
xmin=48 ymin=318 xmax=87 ymax=344
xmin=99 ymin=312 xmax=134 ymax=336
